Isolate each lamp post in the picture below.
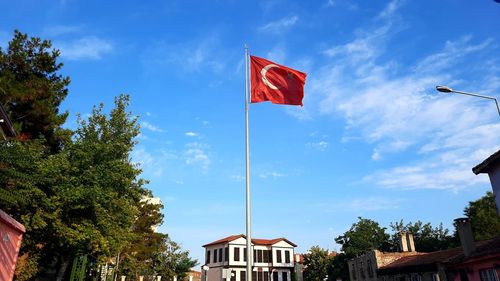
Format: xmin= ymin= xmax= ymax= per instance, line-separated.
xmin=202 ymin=265 xmax=209 ymax=281
xmin=436 ymin=85 xmax=500 ymax=117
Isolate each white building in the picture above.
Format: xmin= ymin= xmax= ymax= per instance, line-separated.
xmin=202 ymin=234 xmax=297 ymax=281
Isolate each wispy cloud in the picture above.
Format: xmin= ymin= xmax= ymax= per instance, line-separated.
xmin=185 ymin=131 xmax=198 ymax=137
xmin=185 ymin=142 xmax=210 ymax=170
xmin=141 ymin=121 xmax=164 ymax=132
xmin=142 ymin=35 xmax=226 ymax=74
xmin=307 ymin=0 xmax=500 ymax=190
xmin=260 ymin=16 xmax=299 ymax=33
xmin=315 ymin=197 xmax=404 ymax=213
xmin=307 ymin=141 xmax=329 ymax=151
xmin=43 ymin=25 xmax=83 ymax=37
xmin=259 ymin=171 xmax=286 ymax=179
xmin=57 ymin=36 xmax=113 ymax=60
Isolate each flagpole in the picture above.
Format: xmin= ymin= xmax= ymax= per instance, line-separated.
xmin=244 ymin=44 xmax=252 ymax=281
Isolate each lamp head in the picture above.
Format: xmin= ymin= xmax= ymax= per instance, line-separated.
xmin=436 ymin=85 xmax=453 ymax=93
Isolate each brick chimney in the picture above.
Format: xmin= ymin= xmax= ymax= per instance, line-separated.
xmin=454 ymin=218 xmax=476 ymax=257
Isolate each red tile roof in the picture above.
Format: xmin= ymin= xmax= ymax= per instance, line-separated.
xmin=203 ymin=234 xmax=297 ymax=247
xmin=378 ymin=237 xmax=500 ymax=274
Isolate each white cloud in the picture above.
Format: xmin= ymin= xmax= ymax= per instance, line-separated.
xmin=142 ymin=36 xmax=225 ymax=73
xmin=58 ymin=36 xmax=113 ymax=60
xmin=307 ymin=141 xmax=329 ymax=151
xmin=185 ymin=131 xmax=198 ymax=137
xmin=43 ymin=25 xmax=82 ymax=37
xmin=260 ymin=16 xmax=299 ymax=33
xmin=307 ymin=0 xmax=500 ymax=190
xmin=141 ymin=121 xmax=164 ymax=132
xmin=231 ymin=175 xmax=245 ymax=181
xmin=315 ymin=197 xmax=404 ymax=213
xmin=259 ymin=171 xmax=285 ymax=179
xmin=185 ymin=142 xmax=210 ymax=170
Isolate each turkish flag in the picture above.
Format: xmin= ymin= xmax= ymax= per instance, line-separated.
xmin=250 ymin=56 xmax=307 ymax=106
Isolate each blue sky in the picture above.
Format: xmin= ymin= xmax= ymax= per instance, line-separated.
xmin=2 ymin=0 xmax=500 ymax=264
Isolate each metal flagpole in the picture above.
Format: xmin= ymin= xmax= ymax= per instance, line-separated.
xmin=244 ymin=44 xmax=252 ymax=281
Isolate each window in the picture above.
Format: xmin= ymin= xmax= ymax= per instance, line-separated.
xmin=244 ymin=248 xmax=247 ymax=262
xmin=480 ymin=269 xmax=499 ymax=281
xmin=282 ymin=272 xmax=288 ymax=281
xmin=235 ymin=247 xmax=240 ymax=261
xmin=273 ymin=272 xmax=279 ymax=281
xmin=214 ymin=249 xmax=218 ymax=263
xmin=258 ymin=250 xmax=263 ymax=263
xmin=252 ymin=272 xmax=257 ymax=281
xmin=276 ymin=250 xmax=282 ymax=263
xmin=241 ymin=271 xmax=246 ymax=281
xmin=206 ymin=250 xmax=211 ymax=264
xmin=264 ymin=272 xmax=269 ymax=281
xmin=225 ymin=247 xmax=229 ymax=262
xmin=230 ymin=271 xmax=236 ymax=281
xmin=268 ymin=251 xmax=273 ymax=263
xmin=258 ymin=272 xmax=264 ymax=281
xmin=285 ymin=251 xmax=290 ymax=263
xmin=263 ymin=250 xmax=269 ymax=263
xmin=219 ymin=248 xmax=223 ymax=262
xmin=254 ymin=249 xmax=257 ymax=262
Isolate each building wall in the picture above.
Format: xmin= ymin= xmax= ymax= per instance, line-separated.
xmin=487 ymin=164 xmax=500 ymax=216
xmin=449 ymin=255 xmax=500 ymax=281
xmin=0 ymin=210 xmax=25 ymax=281
xmin=203 ymin=238 xmax=295 ymax=281
xmin=348 ymin=251 xmax=378 ymax=281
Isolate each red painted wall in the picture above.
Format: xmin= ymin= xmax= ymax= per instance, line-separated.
xmin=450 ymin=256 xmax=500 ymax=281
xmin=0 ymin=209 xmax=25 ymax=281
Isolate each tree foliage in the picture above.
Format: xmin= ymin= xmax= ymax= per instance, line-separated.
xmin=334 ymin=217 xmax=391 ymax=258
xmin=303 ymin=246 xmax=332 ymax=281
xmin=0 ymin=30 xmax=197 ymax=280
xmin=0 ymin=30 xmax=71 ymax=151
xmin=389 ymin=220 xmax=457 ymax=252
xmin=464 ymin=191 xmax=500 ymax=241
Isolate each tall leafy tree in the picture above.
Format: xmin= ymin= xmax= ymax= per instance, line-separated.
xmin=0 ymin=30 xmax=71 ymax=151
xmin=464 ymin=191 xmax=500 ymax=241
xmin=334 ymin=217 xmax=391 ymax=258
xmin=389 ymin=220 xmax=457 ymax=252
xmin=303 ymin=246 xmax=332 ymax=281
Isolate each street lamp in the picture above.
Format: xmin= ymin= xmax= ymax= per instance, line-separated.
xmin=436 ymin=85 xmax=500 ymax=117
xmin=202 ymin=265 xmax=209 ymax=281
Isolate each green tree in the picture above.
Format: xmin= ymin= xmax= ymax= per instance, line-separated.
xmin=327 ymin=253 xmax=349 ymax=281
xmin=389 ymin=220 xmax=457 ymax=252
xmin=155 ymin=238 xmax=198 ymax=281
xmin=464 ymin=191 xmax=500 ymax=241
xmin=119 ymin=199 xmax=168 ymax=278
xmin=0 ymin=30 xmax=71 ymax=151
xmin=334 ymin=217 xmax=391 ymax=258
xmin=303 ymin=246 xmax=332 ymax=281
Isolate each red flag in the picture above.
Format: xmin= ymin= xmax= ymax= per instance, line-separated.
xmin=250 ymin=56 xmax=307 ymax=106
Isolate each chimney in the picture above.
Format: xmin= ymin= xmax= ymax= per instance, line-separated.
xmin=398 ymin=232 xmax=409 ymax=252
xmin=406 ymin=233 xmax=415 ymax=252
xmin=454 ymin=218 xmax=476 ymax=257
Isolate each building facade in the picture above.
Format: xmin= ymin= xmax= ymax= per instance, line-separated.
xmin=202 ymin=234 xmax=296 ymax=281
xmin=348 ymin=220 xmax=500 ymax=281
